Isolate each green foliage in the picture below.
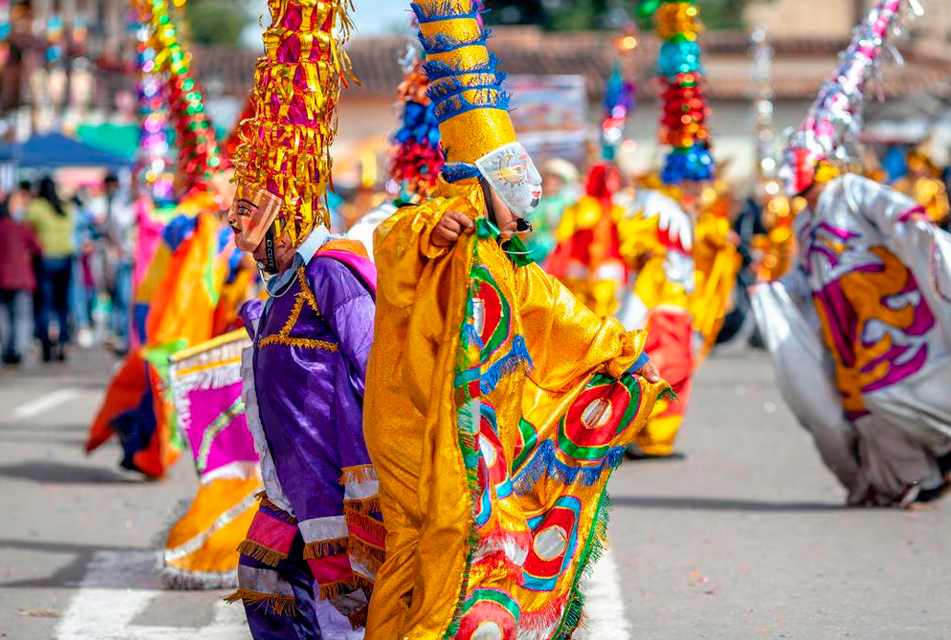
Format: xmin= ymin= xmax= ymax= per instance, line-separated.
xmin=184 ymin=0 xmax=250 ymax=47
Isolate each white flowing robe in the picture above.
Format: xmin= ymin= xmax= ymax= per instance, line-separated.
xmin=753 ymin=174 xmax=951 ymax=505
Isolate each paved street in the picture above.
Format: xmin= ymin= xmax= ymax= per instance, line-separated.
xmin=1 ymin=348 xmax=949 ymax=639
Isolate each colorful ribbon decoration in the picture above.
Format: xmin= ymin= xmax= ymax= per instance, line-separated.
xmin=601 ymin=62 xmax=635 ymax=161
xmin=131 ymin=2 xmax=174 ymax=205
xmin=390 ymin=45 xmax=444 ymax=201
xmin=137 ymin=0 xmax=221 ymax=197
xmin=640 ymin=0 xmax=714 ymax=185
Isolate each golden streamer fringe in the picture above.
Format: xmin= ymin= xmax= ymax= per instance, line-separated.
xmin=236 ymin=540 xmax=288 ymax=568
xmin=343 ymin=496 xmax=381 ymax=517
xmin=345 ymin=512 xmax=387 ymax=543
xmin=256 ymin=493 xmax=299 ymax=524
xmin=338 ymin=465 xmax=378 ymax=485
xmin=318 ymin=579 xmax=356 ymax=601
xmin=348 ymin=605 xmax=369 ymax=630
xmin=302 ymin=538 xmax=349 ymax=560
xmin=348 ymin=538 xmax=385 ymax=574
xmin=224 ymin=589 xmax=297 ymax=617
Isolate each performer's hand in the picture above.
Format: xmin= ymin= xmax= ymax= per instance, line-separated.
xmin=432 ymin=210 xmax=474 ymax=248
xmin=638 ymin=359 xmax=661 ymax=383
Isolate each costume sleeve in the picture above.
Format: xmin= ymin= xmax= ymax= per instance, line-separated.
xmin=778 ymin=263 xmax=812 ymax=305
xmin=515 ymin=263 xmax=646 ymax=391
xmin=309 ymin=259 xmax=376 ymax=389
xmin=239 ymin=299 xmax=265 ymax=340
xmin=846 ymin=174 xmax=925 ymax=256
xmin=845 ymin=174 xmax=951 ymax=342
xmin=372 ymin=201 xmax=451 ymax=312
xmin=329 ymin=294 xmax=375 ymax=396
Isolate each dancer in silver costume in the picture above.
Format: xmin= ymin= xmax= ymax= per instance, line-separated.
xmin=752 ymin=0 xmax=951 ymax=509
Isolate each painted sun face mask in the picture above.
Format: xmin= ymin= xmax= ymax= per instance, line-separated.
xmin=228 ymin=184 xmax=284 ymax=252
xmin=476 ymin=142 xmax=544 ymax=218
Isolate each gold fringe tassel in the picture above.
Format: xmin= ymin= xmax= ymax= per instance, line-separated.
xmin=224 ymin=589 xmax=297 ymax=617
xmin=237 ymin=540 xmax=288 ymax=568
xmin=338 ymin=465 xmax=378 ymax=485
xmin=348 ymin=537 xmax=386 ymax=574
xmin=343 ymin=495 xmax=381 ymax=516
xmin=318 ymin=574 xmax=374 ymax=602
xmin=348 ymin=605 xmax=369 ymax=630
xmin=302 ymin=537 xmax=349 ymax=560
xmin=345 ymin=512 xmax=387 ymax=543
xmin=319 ymin=579 xmax=355 ymax=601
xmin=256 ymin=492 xmax=298 ymax=524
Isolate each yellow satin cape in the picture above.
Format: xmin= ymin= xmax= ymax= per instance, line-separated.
xmin=364 ymin=179 xmax=669 ymax=639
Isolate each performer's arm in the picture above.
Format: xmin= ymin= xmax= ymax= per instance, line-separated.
xmin=239 ymin=299 xmax=265 ymax=340
xmin=373 ymin=199 xmax=474 ymax=311
xmin=310 ymin=260 xmax=375 ymax=389
xmin=847 ymin=174 xmax=928 ymax=240
xmin=515 ymin=263 xmax=650 ymax=391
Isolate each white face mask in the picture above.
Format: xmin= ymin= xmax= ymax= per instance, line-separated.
xmin=475 ymin=142 xmax=543 ymax=218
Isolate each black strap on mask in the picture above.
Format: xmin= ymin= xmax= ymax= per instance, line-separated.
xmin=263 ymin=224 xmax=279 ymax=274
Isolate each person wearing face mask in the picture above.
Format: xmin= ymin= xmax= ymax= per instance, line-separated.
xmin=362 ymin=3 xmax=669 ymax=638
xmin=752 ymin=0 xmax=951 ymax=510
xmin=222 ymin=2 xmax=381 ymax=637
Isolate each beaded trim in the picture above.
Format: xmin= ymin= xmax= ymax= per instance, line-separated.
xmin=258 ymin=267 xmax=340 ymax=353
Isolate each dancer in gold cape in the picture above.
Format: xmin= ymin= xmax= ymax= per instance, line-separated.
xmin=363 ymin=2 xmax=670 ymax=637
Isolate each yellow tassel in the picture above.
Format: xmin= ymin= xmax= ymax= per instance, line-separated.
xmin=224 ymin=589 xmax=297 ymax=617
xmin=237 ymin=540 xmax=287 ymax=568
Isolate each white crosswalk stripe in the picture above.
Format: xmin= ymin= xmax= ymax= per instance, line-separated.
xmin=56 ymin=547 xmax=629 ymax=639
xmin=56 ymin=551 xmax=249 ymax=640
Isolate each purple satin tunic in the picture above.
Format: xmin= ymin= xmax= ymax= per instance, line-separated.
xmin=242 ymin=254 xmax=376 ymax=527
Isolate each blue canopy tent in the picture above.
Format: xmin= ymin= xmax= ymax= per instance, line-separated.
xmin=0 ymin=132 xmax=132 ymax=170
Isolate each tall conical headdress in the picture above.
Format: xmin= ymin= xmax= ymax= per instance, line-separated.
xmin=390 ymin=44 xmax=444 ymax=201
xmin=639 ymin=0 xmax=714 ymax=185
xmin=414 ymin=0 xmax=542 ymax=217
xmin=223 ymin=93 xmax=257 ymax=169
xmin=601 ymin=62 xmax=635 ymax=162
xmin=750 ymin=26 xmax=777 ymax=188
xmin=131 ymin=2 xmax=174 ymax=205
xmin=140 ymin=0 xmax=222 ymax=198
xmin=231 ymin=0 xmax=353 ymax=248
xmin=779 ymin=0 xmax=919 ymax=196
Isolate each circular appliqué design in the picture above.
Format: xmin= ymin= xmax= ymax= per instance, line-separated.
xmin=580 ymin=398 xmax=614 ymax=430
xmin=532 ymin=525 xmax=569 ymax=562
xmin=470 ymin=265 xmax=511 ymax=363
xmin=522 ymin=497 xmax=581 ymax=592
xmin=558 ymin=374 xmax=642 ymax=464
xmin=457 ymin=589 xmax=520 ymax=640
xmin=479 ymin=404 xmax=511 ymax=493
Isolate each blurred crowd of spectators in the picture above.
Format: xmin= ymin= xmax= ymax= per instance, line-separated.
xmin=0 ymin=175 xmax=135 ymax=365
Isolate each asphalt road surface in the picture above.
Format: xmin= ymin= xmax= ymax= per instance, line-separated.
xmin=1 ymin=349 xmax=949 ymax=639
